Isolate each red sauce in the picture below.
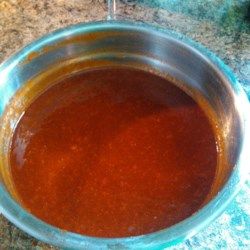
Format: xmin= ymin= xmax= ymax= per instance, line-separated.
xmin=10 ymin=68 xmax=217 ymax=237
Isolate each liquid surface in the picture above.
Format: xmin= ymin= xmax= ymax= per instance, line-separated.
xmin=10 ymin=68 xmax=217 ymax=237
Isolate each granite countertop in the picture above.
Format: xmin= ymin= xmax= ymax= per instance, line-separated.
xmin=0 ymin=0 xmax=249 ymax=249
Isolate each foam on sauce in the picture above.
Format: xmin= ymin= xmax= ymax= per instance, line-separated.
xmin=10 ymin=68 xmax=217 ymax=237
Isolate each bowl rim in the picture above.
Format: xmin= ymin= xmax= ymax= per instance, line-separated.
xmin=0 ymin=20 xmax=249 ymax=249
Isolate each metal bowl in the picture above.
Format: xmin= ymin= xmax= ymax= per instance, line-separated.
xmin=0 ymin=21 xmax=249 ymax=249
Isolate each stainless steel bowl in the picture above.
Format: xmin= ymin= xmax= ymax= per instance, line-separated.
xmin=0 ymin=21 xmax=249 ymax=249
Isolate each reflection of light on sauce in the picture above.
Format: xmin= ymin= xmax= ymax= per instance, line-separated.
xmin=10 ymin=68 xmax=218 ymax=237
xmin=12 ymin=135 xmax=27 ymax=168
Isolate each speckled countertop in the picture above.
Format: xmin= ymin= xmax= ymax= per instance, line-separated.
xmin=0 ymin=0 xmax=249 ymax=249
